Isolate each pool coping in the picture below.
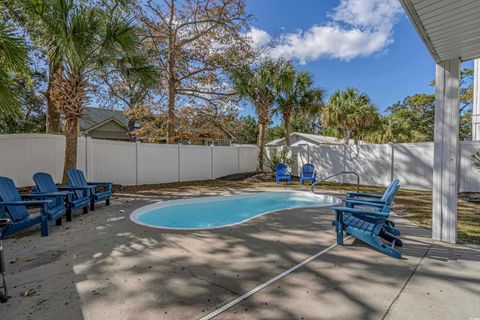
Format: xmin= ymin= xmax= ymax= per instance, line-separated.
xmin=129 ymin=190 xmax=342 ymax=231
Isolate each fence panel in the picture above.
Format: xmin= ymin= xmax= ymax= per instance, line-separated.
xmin=393 ymin=143 xmax=434 ymax=190
xmin=213 ymin=147 xmax=239 ymax=178
xmin=89 ymin=139 xmax=137 ymax=185
xmin=239 ymin=146 xmax=258 ymax=172
xmin=345 ymin=144 xmax=392 ymax=186
xmin=0 ymin=134 xmax=65 ymax=185
xmin=297 ymin=145 xmax=309 ymax=175
xmin=137 ymin=143 xmax=179 ymax=184
xmin=460 ymin=142 xmax=480 ymax=192
xmin=309 ymin=145 xmax=345 ymax=183
xmin=179 ymin=145 xmax=212 ymax=181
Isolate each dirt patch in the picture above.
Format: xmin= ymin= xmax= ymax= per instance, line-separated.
xmin=9 ymin=249 xmax=66 ymax=273
xmin=215 ymin=172 xmax=260 ymax=181
xmin=459 ymin=192 xmax=480 ymax=203
xmin=243 ymin=172 xmax=277 ymax=183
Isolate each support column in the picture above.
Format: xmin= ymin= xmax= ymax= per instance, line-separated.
xmin=432 ymin=59 xmax=460 ymax=244
xmin=472 ymin=59 xmax=480 ymax=140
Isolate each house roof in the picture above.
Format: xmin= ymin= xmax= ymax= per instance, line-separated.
xmin=266 ymin=132 xmax=346 ymax=146
xmin=400 ymin=0 xmax=480 ymax=63
xmin=80 ymin=107 xmax=129 ymax=133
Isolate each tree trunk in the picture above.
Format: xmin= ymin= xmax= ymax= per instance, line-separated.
xmin=128 ymin=118 xmax=136 ymax=142
xmin=62 ymin=117 xmax=78 ymax=184
xmin=46 ymin=62 xmax=61 ymax=133
xmin=167 ymin=75 xmax=176 ymax=143
xmin=284 ymin=112 xmax=291 ymax=146
xmin=257 ymin=121 xmax=266 ymax=171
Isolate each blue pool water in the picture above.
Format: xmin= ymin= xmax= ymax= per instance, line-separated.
xmin=131 ymin=191 xmax=340 ymax=230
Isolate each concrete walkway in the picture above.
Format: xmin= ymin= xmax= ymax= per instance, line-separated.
xmin=1 ymin=189 xmax=479 ymax=320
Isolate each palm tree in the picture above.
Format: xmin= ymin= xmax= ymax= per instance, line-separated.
xmin=274 ymin=62 xmax=324 ymax=146
xmin=0 ymin=21 xmax=28 ymax=115
xmin=32 ymin=2 xmax=139 ymax=181
xmin=322 ymin=88 xmax=379 ymax=144
xmin=230 ymin=60 xmax=280 ymax=170
xmin=13 ymin=0 xmax=73 ymax=133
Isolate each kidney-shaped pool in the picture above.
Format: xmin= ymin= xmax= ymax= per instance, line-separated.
xmin=130 ymin=191 xmax=341 ymax=230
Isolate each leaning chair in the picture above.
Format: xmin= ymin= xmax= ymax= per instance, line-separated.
xmin=67 ymin=169 xmax=112 ymax=210
xmin=33 ymin=172 xmax=91 ymax=219
xmin=345 ymin=179 xmax=401 ymax=236
xmin=332 ymin=203 xmax=403 ymax=259
xmin=300 ymin=163 xmax=316 ymax=185
xmin=275 ymin=164 xmax=292 ymax=185
xmin=0 ymin=177 xmax=65 ymax=238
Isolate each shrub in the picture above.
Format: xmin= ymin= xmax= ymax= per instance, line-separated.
xmin=472 ymin=149 xmax=480 ymax=171
xmin=267 ymin=146 xmax=295 ymax=175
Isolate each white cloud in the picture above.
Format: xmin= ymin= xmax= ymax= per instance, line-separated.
xmin=331 ymin=0 xmax=401 ymax=29
xmin=248 ymin=0 xmax=403 ymax=64
xmin=246 ymin=27 xmax=272 ymax=48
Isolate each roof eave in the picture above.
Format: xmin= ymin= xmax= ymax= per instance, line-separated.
xmin=399 ymin=0 xmax=442 ymax=63
xmin=82 ymin=117 xmax=129 ymax=134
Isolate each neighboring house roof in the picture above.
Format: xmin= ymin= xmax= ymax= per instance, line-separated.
xmin=80 ymin=107 xmax=129 ymax=133
xmin=267 ymin=137 xmax=285 ymax=145
xmin=266 ymin=132 xmax=349 ymax=146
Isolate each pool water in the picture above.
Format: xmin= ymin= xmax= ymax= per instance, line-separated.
xmin=130 ymin=191 xmax=341 ymax=230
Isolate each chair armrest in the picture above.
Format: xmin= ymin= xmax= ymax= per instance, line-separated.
xmin=345 ymin=199 xmax=386 ymax=208
xmin=0 ymin=200 xmax=52 ymax=206
xmin=87 ymin=182 xmax=112 ymax=191
xmin=347 ymin=192 xmax=382 ymax=199
xmin=25 ymin=192 xmax=73 ymax=202
xmin=59 ymin=186 xmax=92 ymax=197
xmin=23 ymin=192 xmax=71 ymax=198
xmin=332 ymin=206 xmax=390 ymax=218
xmin=60 ymin=185 xmax=95 ymax=190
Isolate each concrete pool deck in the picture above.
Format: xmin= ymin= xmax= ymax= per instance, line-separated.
xmin=1 ymin=187 xmax=479 ymax=320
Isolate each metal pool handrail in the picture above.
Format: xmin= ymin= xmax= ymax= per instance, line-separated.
xmin=311 ymin=171 xmax=360 ymax=194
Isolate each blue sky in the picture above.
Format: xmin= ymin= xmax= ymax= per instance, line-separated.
xmin=241 ymin=0 xmax=470 ymax=118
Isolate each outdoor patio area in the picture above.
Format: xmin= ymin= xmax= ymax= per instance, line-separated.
xmin=2 ymin=183 xmax=479 ymax=320
xmin=4 ymin=0 xmax=480 ymax=319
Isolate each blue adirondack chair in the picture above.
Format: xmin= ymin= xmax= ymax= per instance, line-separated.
xmin=67 ymin=169 xmax=112 ymax=210
xmin=300 ymin=163 xmax=316 ymax=185
xmin=275 ymin=164 xmax=292 ymax=185
xmin=33 ymin=172 xmax=91 ymax=219
xmin=332 ymin=203 xmax=403 ymax=259
xmin=345 ymin=179 xmax=401 ymax=236
xmin=0 ymin=177 xmax=65 ymax=238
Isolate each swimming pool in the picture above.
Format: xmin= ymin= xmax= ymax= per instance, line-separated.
xmin=130 ymin=191 xmax=341 ymax=230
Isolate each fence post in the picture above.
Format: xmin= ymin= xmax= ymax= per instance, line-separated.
xmin=177 ymin=144 xmax=181 ymax=182
xmin=307 ymin=144 xmax=310 ymax=164
xmin=390 ymin=143 xmax=395 ymax=184
xmin=86 ymin=137 xmax=94 ymax=181
xmin=211 ymin=145 xmax=214 ymax=179
xmin=237 ymin=146 xmax=241 ymax=173
xmin=135 ymin=141 xmax=139 ymax=186
xmin=85 ymin=136 xmax=88 ymax=178
xmin=343 ymin=144 xmax=347 ymax=183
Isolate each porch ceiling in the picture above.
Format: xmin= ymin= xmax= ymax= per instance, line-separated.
xmin=400 ymin=0 xmax=480 ymax=62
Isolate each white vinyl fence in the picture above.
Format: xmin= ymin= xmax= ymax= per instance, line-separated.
xmin=265 ymin=141 xmax=480 ymax=192
xmin=3 ymin=134 xmax=480 ymax=191
xmin=0 ymin=134 xmax=259 ymax=187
